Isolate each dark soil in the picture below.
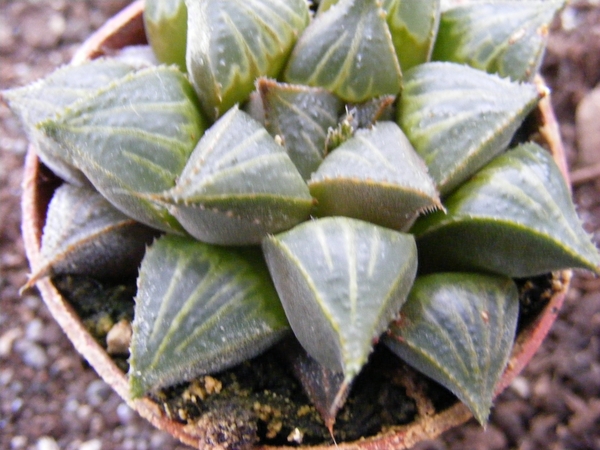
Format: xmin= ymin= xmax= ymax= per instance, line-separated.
xmin=1 ymin=1 xmax=600 ymax=449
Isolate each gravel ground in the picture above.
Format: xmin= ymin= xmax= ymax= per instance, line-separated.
xmin=1 ymin=1 xmax=599 ymax=449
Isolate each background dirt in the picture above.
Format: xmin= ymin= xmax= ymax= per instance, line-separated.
xmin=1 ymin=1 xmax=599 ymax=449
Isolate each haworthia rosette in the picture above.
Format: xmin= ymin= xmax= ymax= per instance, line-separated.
xmin=398 ymin=62 xmax=542 ymax=196
xmin=262 ymin=217 xmax=417 ymax=382
xmin=284 ymin=0 xmax=402 ymax=103
xmin=433 ymin=0 xmax=566 ymax=81
xmin=157 ymin=106 xmax=313 ymax=245
xmin=185 ymin=0 xmax=310 ymax=120
xmin=384 ymin=272 xmax=519 ymax=425
xmin=309 ymin=121 xmax=442 ymax=230
xmin=37 ymin=66 xmax=207 ymax=233
xmin=412 ymin=142 xmax=600 ymax=277
xmin=129 ymin=235 xmax=289 ymax=398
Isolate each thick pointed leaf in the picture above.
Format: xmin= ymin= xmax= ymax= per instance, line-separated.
xmin=37 ymin=66 xmax=207 ymax=233
xmin=26 ymin=184 xmax=158 ymax=288
xmin=158 ymin=106 xmax=313 ymax=245
xmin=384 ymin=272 xmax=519 ymax=425
xmin=412 ymin=142 xmax=600 ymax=277
xmin=144 ymin=0 xmax=187 ymax=71
xmin=309 ymin=121 xmax=442 ymax=230
xmin=258 ymin=78 xmax=343 ymax=180
xmin=1 ymin=59 xmax=136 ymax=184
xmin=262 ymin=217 xmax=417 ymax=381
xmin=284 ymin=0 xmax=402 ymax=103
xmin=317 ymin=0 xmax=440 ymax=71
xmin=386 ymin=0 xmax=441 ymax=72
xmin=398 ymin=62 xmax=542 ymax=195
xmin=129 ymin=235 xmax=289 ymax=398
xmin=278 ymin=338 xmax=349 ymax=433
xmin=186 ymin=0 xmax=310 ymax=120
xmin=433 ymin=0 xmax=565 ymax=81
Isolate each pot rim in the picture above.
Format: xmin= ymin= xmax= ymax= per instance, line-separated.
xmin=20 ymin=2 xmax=570 ymax=448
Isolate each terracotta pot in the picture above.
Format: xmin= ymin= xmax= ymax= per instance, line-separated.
xmin=21 ymin=2 xmax=571 ymax=448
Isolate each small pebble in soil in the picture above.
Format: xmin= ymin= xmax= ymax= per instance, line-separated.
xmin=576 ymin=86 xmax=600 ymax=167
xmin=25 ymin=318 xmax=44 ymax=342
xmin=35 ymin=436 xmax=60 ymax=450
xmin=10 ymin=436 xmax=27 ymax=450
xmin=117 ymin=402 xmax=135 ymax=425
xmin=79 ymin=440 xmax=102 ymax=450
xmin=0 ymin=327 xmax=22 ymax=357
xmin=86 ymin=380 xmax=113 ymax=407
xmin=510 ymin=376 xmax=531 ymax=399
xmin=106 ymin=319 xmax=132 ymax=355
xmin=15 ymin=340 xmax=48 ymax=369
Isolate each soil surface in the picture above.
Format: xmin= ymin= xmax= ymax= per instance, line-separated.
xmin=1 ymin=1 xmax=599 ymax=449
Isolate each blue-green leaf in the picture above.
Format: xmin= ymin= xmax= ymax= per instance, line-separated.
xmin=317 ymin=0 xmax=440 ymax=72
xmin=387 ymin=0 xmax=441 ymax=72
xmin=309 ymin=121 xmax=442 ymax=230
xmin=129 ymin=235 xmax=289 ymax=398
xmin=398 ymin=62 xmax=542 ymax=196
xmin=157 ymin=106 xmax=313 ymax=245
xmin=37 ymin=66 xmax=207 ymax=233
xmin=262 ymin=217 xmax=417 ymax=382
xmin=144 ymin=0 xmax=188 ymax=71
xmin=284 ymin=0 xmax=402 ymax=103
xmin=185 ymin=0 xmax=310 ymax=120
xmin=412 ymin=142 xmax=600 ymax=277
xmin=1 ymin=59 xmax=137 ymax=184
xmin=384 ymin=272 xmax=519 ymax=425
xmin=258 ymin=78 xmax=344 ymax=180
xmin=433 ymin=0 xmax=566 ymax=81
xmin=26 ymin=184 xmax=157 ymax=289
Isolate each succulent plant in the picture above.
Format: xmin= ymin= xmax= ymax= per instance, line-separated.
xmin=5 ymin=0 xmax=600 ymax=443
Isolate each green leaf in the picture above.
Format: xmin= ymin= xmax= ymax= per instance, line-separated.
xmin=316 ymin=0 xmax=440 ymax=72
xmin=25 ymin=184 xmax=158 ymax=289
xmin=257 ymin=78 xmax=343 ymax=180
xmin=157 ymin=106 xmax=313 ymax=245
xmin=284 ymin=0 xmax=402 ymax=103
xmin=432 ymin=0 xmax=565 ymax=81
xmin=412 ymin=142 xmax=600 ymax=277
xmin=278 ymin=338 xmax=349 ymax=433
xmin=262 ymin=217 xmax=417 ymax=382
xmin=186 ymin=0 xmax=310 ymax=120
xmin=398 ymin=62 xmax=542 ymax=196
xmin=144 ymin=0 xmax=187 ymax=71
xmin=386 ymin=0 xmax=441 ymax=72
xmin=129 ymin=235 xmax=289 ymax=398
xmin=309 ymin=121 xmax=442 ymax=230
xmin=1 ymin=59 xmax=136 ymax=184
xmin=383 ymin=272 xmax=519 ymax=425
xmin=37 ymin=66 xmax=207 ymax=233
